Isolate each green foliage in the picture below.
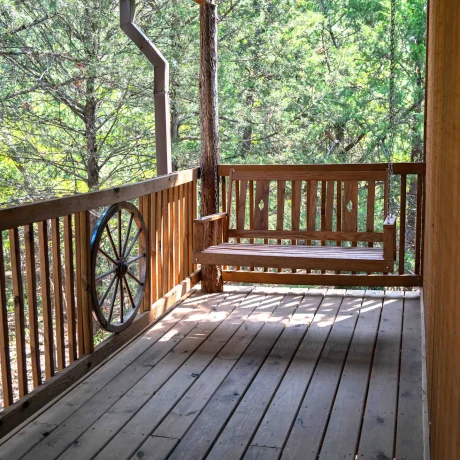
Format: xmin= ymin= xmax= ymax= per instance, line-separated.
xmin=0 ymin=0 xmax=426 ymax=207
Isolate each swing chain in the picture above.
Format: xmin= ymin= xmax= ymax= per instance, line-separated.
xmin=387 ymin=0 xmax=397 ymax=218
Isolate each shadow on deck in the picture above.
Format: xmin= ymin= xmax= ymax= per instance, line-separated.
xmin=0 ymin=286 xmax=427 ymax=460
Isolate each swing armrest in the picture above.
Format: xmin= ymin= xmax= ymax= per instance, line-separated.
xmin=193 ymin=212 xmax=227 ymax=224
xmin=193 ymin=213 xmax=228 ymax=251
xmin=383 ymin=215 xmax=397 ymax=261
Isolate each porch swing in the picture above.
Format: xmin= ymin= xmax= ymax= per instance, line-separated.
xmin=193 ymin=0 xmax=399 ymax=276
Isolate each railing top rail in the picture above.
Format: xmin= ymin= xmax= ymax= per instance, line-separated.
xmin=218 ymin=162 xmax=425 ymax=176
xmin=0 ymin=167 xmax=200 ymax=231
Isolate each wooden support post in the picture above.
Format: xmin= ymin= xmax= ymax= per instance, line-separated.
xmin=196 ymin=0 xmax=223 ymax=293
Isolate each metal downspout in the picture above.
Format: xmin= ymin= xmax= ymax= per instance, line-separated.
xmin=120 ymin=0 xmax=172 ymax=175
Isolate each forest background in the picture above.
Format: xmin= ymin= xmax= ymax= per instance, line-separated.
xmin=0 ymin=0 xmax=426 ymax=206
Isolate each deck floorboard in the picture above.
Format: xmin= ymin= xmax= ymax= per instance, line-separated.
xmin=0 ymin=287 xmax=425 ymax=460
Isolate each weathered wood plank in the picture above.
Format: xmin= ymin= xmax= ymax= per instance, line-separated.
xmin=319 ymin=291 xmax=383 ymax=459
xmin=356 ymin=291 xmax=404 ymax=459
xmin=0 ymin=289 xmax=204 ymax=458
xmin=168 ymin=291 xmax=294 ymax=460
xmin=249 ymin=291 xmax=333 ymax=450
xmin=281 ymin=291 xmax=361 ymax=460
xmin=134 ymin=292 xmax=273 ymax=459
xmin=91 ymin=290 xmax=252 ymax=460
xmin=395 ymin=293 xmax=424 ymax=460
xmin=19 ymin=291 xmax=231 ymax=460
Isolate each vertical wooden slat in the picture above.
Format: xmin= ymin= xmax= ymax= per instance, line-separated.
xmin=320 ymin=181 xmax=327 ymax=273
xmin=221 ymin=176 xmax=227 ymax=213
xmin=63 ymin=216 xmax=77 ymax=363
xmin=276 ymin=181 xmax=286 ymax=273
xmin=235 ymin=181 xmax=241 ymax=270
xmin=178 ymin=185 xmax=185 ymax=282
xmin=79 ymin=211 xmax=93 ymax=355
xmin=325 ymin=181 xmax=334 ymax=232
xmin=150 ymin=193 xmax=158 ymax=302
xmin=173 ymin=187 xmax=180 ymax=286
xmin=307 ymin=180 xmax=318 ymax=231
xmin=143 ymin=195 xmax=152 ymax=311
xmin=186 ymin=182 xmax=193 ymax=276
xmin=249 ymin=180 xmax=254 ymax=271
xmin=342 ymin=181 xmax=358 ymax=232
xmin=24 ymin=224 xmax=42 ymax=387
xmin=0 ymin=233 xmax=13 ymax=407
xmin=74 ymin=216 xmax=84 ymax=357
xmin=51 ymin=218 xmax=65 ymax=370
xmin=192 ymin=179 xmax=197 ymax=271
xmin=367 ymin=181 xmax=376 ymax=248
xmin=343 ymin=181 xmax=358 ymax=273
xmin=168 ymin=188 xmax=174 ymax=290
xmin=254 ymin=181 xmax=270 ymax=230
xmin=237 ymin=181 xmax=248 ymax=230
xmin=335 ymin=180 xmax=342 ymax=274
xmin=415 ymin=174 xmax=423 ymax=274
xmin=162 ymin=189 xmax=170 ymax=295
xmin=291 ymin=181 xmax=301 ymax=273
xmin=39 ymin=221 xmax=55 ymax=378
xmin=9 ymin=228 xmax=27 ymax=397
xmin=399 ymin=174 xmax=407 ymax=274
xmin=156 ymin=192 xmax=163 ymax=297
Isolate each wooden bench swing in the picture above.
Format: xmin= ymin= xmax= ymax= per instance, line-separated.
xmin=193 ymin=167 xmax=397 ymax=275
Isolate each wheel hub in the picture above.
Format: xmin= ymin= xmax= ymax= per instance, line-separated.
xmin=118 ymin=259 xmax=129 ymax=276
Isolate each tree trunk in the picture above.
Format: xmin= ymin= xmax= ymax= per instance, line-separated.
xmin=85 ymin=76 xmax=99 ymax=191
xmin=198 ymin=0 xmax=223 ymax=293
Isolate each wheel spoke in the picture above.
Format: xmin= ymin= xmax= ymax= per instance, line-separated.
xmin=122 ymin=213 xmax=134 ymax=256
xmin=120 ymin=273 xmax=124 ymax=323
xmin=96 ymin=266 xmax=117 ymax=281
xmin=106 ymin=225 xmax=119 ymax=260
xmin=127 ymin=269 xmax=143 ymax=285
xmin=123 ymin=276 xmax=136 ymax=309
xmin=98 ymin=247 xmax=117 ymax=265
xmin=124 ymin=228 xmax=142 ymax=260
xmin=108 ymin=276 xmax=120 ymax=324
xmin=127 ymin=253 xmax=146 ymax=265
xmin=118 ymin=210 xmax=122 ymax=259
xmin=98 ymin=275 xmax=117 ymax=308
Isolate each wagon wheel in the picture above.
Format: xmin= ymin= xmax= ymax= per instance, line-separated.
xmin=90 ymin=202 xmax=148 ymax=333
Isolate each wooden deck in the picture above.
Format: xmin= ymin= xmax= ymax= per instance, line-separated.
xmin=0 ymin=286 xmax=426 ymax=460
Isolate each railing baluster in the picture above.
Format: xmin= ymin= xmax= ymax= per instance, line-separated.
xmin=79 ymin=211 xmax=93 ymax=355
xmin=51 ymin=218 xmax=65 ymax=370
xmin=63 ymin=215 xmax=77 ymax=363
xmin=38 ymin=221 xmax=55 ymax=378
xmin=0 ymin=233 xmax=13 ymax=407
xmin=415 ymin=174 xmax=423 ymax=274
xmin=9 ymin=228 xmax=27 ymax=397
xmin=399 ymin=174 xmax=407 ymax=274
xmin=24 ymin=224 xmax=42 ymax=388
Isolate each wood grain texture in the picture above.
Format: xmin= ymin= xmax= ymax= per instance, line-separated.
xmin=23 ymin=224 xmax=41 ymax=388
xmin=8 ymin=228 xmax=27 ymax=398
xmin=0 ymin=233 xmax=13 ymax=407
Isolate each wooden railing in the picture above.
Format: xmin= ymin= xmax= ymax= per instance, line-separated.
xmin=0 ymin=168 xmax=199 ymax=416
xmin=218 ymin=163 xmax=424 ymax=286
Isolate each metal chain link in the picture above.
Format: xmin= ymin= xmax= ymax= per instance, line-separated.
xmin=387 ymin=0 xmax=397 ymax=217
